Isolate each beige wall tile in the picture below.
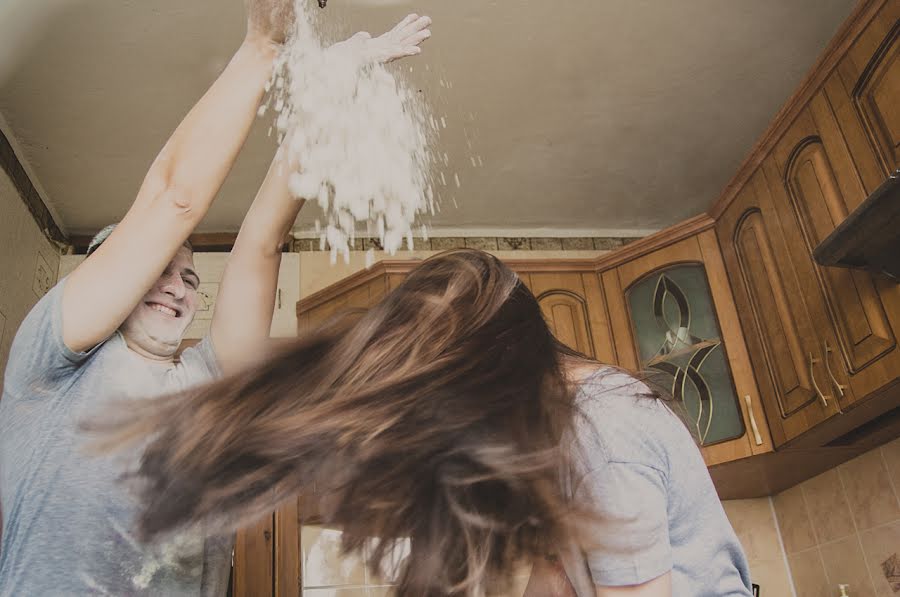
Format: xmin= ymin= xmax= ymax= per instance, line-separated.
xmin=747 ymin=558 xmax=794 ymax=597
xmin=464 ymin=237 xmax=499 ymax=251
xmin=859 ymin=520 xmax=900 ymax=596
xmin=802 ymin=469 xmax=857 ymax=543
xmin=529 ymin=238 xmax=563 ymax=251
xmin=561 ymin=237 xmax=594 ymax=251
xmin=774 ymin=485 xmax=817 ymax=554
xmin=497 ymin=237 xmax=530 ymax=251
xmin=819 ymin=536 xmax=877 ymax=597
xmin=722 ymin=498 xmax=782 ymax=561
xmin=839 ymin=450 xmax=900 ymax=531
xmin=593 ymin=238 xmax=624 ymax=250
xmin=430 ymin=237 xmax=465 ymax=250
xmin=302 ymin=526 xmax=366 ymax=587
xmin=880 ymin=438 xmax=900 ymax=503
xmin=366 ymin=588 xmax=393 ymax=597
xmin=788 ymin=547 xmax=830 ymax=597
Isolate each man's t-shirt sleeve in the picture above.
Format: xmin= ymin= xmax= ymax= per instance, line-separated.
xmin=4 ymin=278 xmax=100 ymax=401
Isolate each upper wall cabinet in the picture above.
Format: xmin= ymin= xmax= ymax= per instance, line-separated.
xmin=715 ymin=1 xmax=900 ymax=445
xmin=518 ymin=270 xmax=617 ymax=366
xmin=839 ymin=3 xmax=900 ymax=174
xmin=716 ymin=171 xmax=843 ymax=446
xmin=767 ymin=102 xmax=900 ymax=406
xmin=602 ymin=231 xmax=772 ymax=466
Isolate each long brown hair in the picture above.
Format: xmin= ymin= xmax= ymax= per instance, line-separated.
xmin=96 ymin=249 xmax=601 ymax=595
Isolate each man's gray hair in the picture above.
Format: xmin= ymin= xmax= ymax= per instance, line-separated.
xmin=85 ymin=224 xmax=194 ymax=257
xmin=86 ymin=224 xmax=117 ymax=256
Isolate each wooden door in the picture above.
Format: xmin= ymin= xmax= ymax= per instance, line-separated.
xmin=716 ymin=170 xmax=842 ymax=447
xmin=602 ymin=233 xmax=771 ymax=465
xmin=769 ymin=103 xmax=900 ymax=405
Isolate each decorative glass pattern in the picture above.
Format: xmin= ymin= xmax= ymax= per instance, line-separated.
xmin=626 ymin=264 xmax=745 ymax=445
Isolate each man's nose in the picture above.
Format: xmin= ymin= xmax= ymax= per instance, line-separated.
xmin=160 ymin=272 xmax=186 ymax=300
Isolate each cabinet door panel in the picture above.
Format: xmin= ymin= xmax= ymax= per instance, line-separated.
xmin=851 ymin=19 xmax=900 ymax=172
xmin=607 ymin=236 xmax=761 ymax=464
xmin=529 ymin=273 xmax=597 ymax=358
xmin=772 ymin=108 xmax=898 ymax=401
xmin=718 ymin=172 xmax=837 ymax=446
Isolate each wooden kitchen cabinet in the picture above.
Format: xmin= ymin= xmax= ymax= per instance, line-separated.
xmin=835 ymin=2 xmax=899 ymax=175
xmin=517 ymin=269 xmax=617 ymax=365
xmin=766 ymin=103 xmax=900 ymax=407
xmin=713 ymin=2 xmax=900 ymax=449
xmin=601 ymin=230 xmax=773 ymax=466
xmin=716 ymin=169 xmax=843 ymax=447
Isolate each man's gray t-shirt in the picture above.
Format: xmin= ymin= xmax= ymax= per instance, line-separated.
xmin=0 ymin=280 xmax=232 ymax=596
xmin=561 ymin=368 xmax=753 ymax=596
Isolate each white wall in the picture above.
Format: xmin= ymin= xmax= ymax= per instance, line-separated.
xmin=0 ymin=167 xmax=60 ymax=386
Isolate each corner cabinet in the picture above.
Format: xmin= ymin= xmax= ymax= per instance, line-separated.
xmin=602 ymin=230 xmax=772 ymax=466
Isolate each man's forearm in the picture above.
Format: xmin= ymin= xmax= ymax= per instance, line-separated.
xmin=210 ymin=149 xmax=305 ymax=373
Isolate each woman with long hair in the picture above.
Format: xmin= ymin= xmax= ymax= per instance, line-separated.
xmin=94 ymin=249 xmax=753 ymax=596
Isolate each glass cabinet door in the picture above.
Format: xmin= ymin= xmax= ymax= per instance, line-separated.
xmin=626 ymin=263 xmax=745 ymax=446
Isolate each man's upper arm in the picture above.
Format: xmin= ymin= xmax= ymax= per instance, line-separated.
xmin=62 ymin=188 xmax=203 ymax=354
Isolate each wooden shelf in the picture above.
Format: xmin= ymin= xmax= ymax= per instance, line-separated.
xmin=813 ymin=170 xmax=900 ymax=281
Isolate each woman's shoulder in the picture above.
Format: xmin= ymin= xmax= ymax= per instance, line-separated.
xmin=575 ymin=366 xmax=662 ymax=409
xmin=570 ymin=366 xmax=691 ymax=473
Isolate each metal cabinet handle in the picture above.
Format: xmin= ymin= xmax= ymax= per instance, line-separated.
xmin=744 ymin=395 xmax=764 ymax=446
xmin=809 ymin=352 xmax=831 ymax=409
xmin=823 ymin=340 xmax=846 ymax=398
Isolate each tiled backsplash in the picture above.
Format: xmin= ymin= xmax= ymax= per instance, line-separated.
xmin=773 ymin=438 xmax=900 ymax=597
xmin=723 ymin=498 xmax=795 ymax=596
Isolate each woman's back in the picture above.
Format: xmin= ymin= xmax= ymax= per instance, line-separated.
xmin=561 ymin=367 xmax=753 ymax=596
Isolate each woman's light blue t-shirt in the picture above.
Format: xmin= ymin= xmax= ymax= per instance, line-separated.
xmin=561 ymin=368 xmax=753 ymax=596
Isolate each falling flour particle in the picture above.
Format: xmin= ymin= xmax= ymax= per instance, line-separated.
xmin=440 ymin=116 xmax=447 ymax=129
xmin=470 ymin=156 xmax=477 ymax=167
xmin=257 ymin=105 xmax=267 ymax=117
xmin=263 ymin=2 xmax=438 ymax=257
xmin=454 ymin=173 xmax=461 ymax=188
xmin=365 ymin=248 xmax=376 ymax=268
xmin=440 ymin=172 xmax=446 ymax=186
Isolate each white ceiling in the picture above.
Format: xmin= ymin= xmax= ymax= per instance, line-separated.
xmin=0 ymin=0 xmax=857 ymax=237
